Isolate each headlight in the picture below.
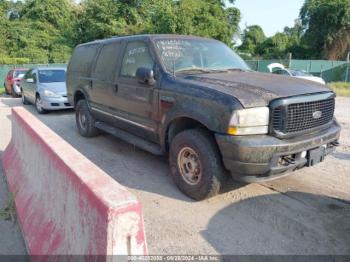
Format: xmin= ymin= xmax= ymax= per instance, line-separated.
xmin=43 ymin=90 xmax=60 ymax=98
xmin=228 ymin=107 xmax=269 ymax=135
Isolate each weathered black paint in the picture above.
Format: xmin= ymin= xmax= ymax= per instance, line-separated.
xmin=66 ymin=34 xmax=341 ymax=181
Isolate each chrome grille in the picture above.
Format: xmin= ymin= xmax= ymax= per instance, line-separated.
xmin=271 ymin=97 xmax=335 ymax=137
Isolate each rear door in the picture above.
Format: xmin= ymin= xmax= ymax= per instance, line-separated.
xmin=66 ymin=43 xmax=100 ymax=106
xmin=89 ymin=41 xmax=122 ymax=124
xmin=113 ymin=40 xmax=159 ymax=142
xmin=22 ymin=69 xmax=37 ymax=103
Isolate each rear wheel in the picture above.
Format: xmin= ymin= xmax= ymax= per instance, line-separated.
xmin=4 ymin=83 xmax=10 ymax=95
xmin=35 ymin=95 xmax=47 ymax=114
xmin=75 ymin=99 xmax=99 ymax=137
xmin=21 ymin=91 xmax=29 ymax=105
xmin=11 ymin=85 xmax=18 ymax=98
xmin=169 ymin=129 xmax=227 ymax=200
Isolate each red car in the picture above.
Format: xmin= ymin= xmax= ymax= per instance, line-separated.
xmin=3 ymin=68 xmax=28 ymax=97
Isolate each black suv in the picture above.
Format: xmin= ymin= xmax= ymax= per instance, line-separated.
xmin=67 ymin=35 xmax=341 ymax=200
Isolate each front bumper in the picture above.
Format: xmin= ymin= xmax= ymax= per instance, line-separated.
xmin=41 ymin=96 xmax=73 ymax=110
xmin=215 ymin=120 xmax=341 ymax=182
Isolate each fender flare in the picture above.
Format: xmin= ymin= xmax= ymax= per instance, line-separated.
xmin=160 ymin=105 xmax=223 ymax=150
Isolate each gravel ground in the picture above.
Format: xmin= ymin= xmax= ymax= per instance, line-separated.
xmin=0 ymin=96 xmax=349 ymax=255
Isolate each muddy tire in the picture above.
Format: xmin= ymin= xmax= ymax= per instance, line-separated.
xmin=169 ymin=129 xmax=227 ymax=200
xmin=75 ymin=99 xmax=99 ymax=137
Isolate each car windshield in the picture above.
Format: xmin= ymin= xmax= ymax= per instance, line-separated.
xmin=38 ymin=70 xmax=66 ymax=83
xmin=14 ymin=70 xmax=27 ymax=78
xmin=154 ymin=39 xmax=250 ymax=74
xmin=290 ymin=70 xmax=312 ymax=77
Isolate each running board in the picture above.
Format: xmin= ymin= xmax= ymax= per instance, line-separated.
xmin=95 ymin=121 xmax=163 ymax=155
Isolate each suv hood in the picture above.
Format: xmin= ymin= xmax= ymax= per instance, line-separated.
xmin=183 ymin=71 xmax=331 ymax=108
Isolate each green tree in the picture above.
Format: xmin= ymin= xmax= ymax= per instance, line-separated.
xmin=0 ymin=0 xmax=77 ymax=64
xmin=257 ymin=32 xmax=290 ymax=59
xmin=77 ymin=0 xmax=127 ymax=43
xmin=1 ymin=0 xmax=241 ymax=64
xmin=5 ymin=20 xmax=71 ymax=63
xmin=238 ymin=25 xmax=266 ymax=57
xmin=300 ymin=0 xmax=350 ymax=60
xmin=78 ymin=0 xmax=241 ymax=46
xmin=21 ymin=0 xmax=78 ymax=43
xmin=0 ymin=1 xmax=7 ymax=58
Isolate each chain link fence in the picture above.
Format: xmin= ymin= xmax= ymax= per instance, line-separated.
xmin=1 ymin=60 xmax=349 ymax=86
xmin=245 ymin=59 xmax=350 ymax=83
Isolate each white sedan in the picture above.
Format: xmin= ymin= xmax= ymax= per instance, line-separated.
xmin=267 ymin=63 xmax=326 ymax=85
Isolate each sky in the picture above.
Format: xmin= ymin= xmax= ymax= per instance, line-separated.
xmin=232 ymin=0 xmax=305 ymax=37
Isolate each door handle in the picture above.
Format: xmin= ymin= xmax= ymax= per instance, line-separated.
xmin=114 ymin=84 xmax=119 ymax=92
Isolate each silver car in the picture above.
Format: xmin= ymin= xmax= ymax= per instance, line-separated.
xmin=21 ymin=67 xmax=73 ymax=114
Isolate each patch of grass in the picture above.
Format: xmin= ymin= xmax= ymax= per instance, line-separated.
xmin=0 ymin=87 xmax=5 ymax=95
xmin=0 ymin=193 xmax=16 ymax=221
xmin=328 ymin=82 xmax=350 ymax=97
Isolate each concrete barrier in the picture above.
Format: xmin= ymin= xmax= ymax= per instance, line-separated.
xmin=2 ymin=107 xmax=147 ymax=256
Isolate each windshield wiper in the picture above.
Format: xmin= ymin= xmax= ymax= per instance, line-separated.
xmin=176 ymin=68 xmax=212 ymax=74
xmin=175 ymin=68 xmax=250 ymax=75
xmin=226 ymin=68 xmax=252 ymax=72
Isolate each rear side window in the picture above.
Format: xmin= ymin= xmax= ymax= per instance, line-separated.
xmin=69 ymin=44 xmax=100 ymax=74
xmin=23 ymin=70 xmax=32 ymax=79
xmin=24 ymin=70 xmax=36 ymax=82
xmin=120 ymin=41 xmax=154 ymax=77
xmin=92 ymin=42 xmax=121 ymax=82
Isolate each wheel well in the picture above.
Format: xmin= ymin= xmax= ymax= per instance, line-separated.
xmin=74 ymin=91 xmax=85 ymax=108
xmin=35 ymin=92 xmax=40 ymax=98
xmin=165 ymin=117 xmax=211 ymax=151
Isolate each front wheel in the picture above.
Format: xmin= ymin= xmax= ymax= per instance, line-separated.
xmin=75 ymin=99 xmax=100 ymax=137
xmin=169 ymin=129 xmax=227 ymax=201
xmin=35 ymin=96 xmax=47 ymax=114
xmin=21 ymin=91 xmax=29 ymax=105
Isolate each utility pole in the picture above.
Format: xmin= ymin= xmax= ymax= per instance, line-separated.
xmin=288 ymin=53 xmax=292 ymax=68
xmin=345 ymin=52 xmax=350 ymax=83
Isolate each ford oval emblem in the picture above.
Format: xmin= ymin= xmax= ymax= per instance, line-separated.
xmin=313 ymin=111 xmax=322 ymax=119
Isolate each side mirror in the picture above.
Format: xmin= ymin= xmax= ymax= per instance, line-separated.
xmin=136 ymin=67 xmax=155 ymax=85
xmin=26 ymin=78 xmax=34 ymax=83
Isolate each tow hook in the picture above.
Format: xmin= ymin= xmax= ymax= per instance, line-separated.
xmin=282 ymin=156 xmax=296 ymax=165
xmin=331 ymin=141 xmax=340 ymax=147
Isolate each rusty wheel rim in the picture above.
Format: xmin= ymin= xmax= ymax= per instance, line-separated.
xmin=177 ymin=147 xmax=202 ymax=185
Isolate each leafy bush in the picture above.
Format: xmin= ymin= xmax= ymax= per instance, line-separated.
xmin=0 ymin=57 xmax=31 ymax=65
xmin=329 ymin=82 xmax=350 ymax=97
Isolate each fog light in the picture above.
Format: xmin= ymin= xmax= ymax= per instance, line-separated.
xmin=301 ymin=151 xmax=307 ymax=158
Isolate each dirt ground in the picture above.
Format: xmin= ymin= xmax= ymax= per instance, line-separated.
xmin=0 ymin=96 xmax=349 ymax=255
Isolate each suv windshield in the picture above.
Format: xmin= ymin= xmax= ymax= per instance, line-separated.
xmin=38 ymin=70 xmax=66 ymax=83
xmin=155 ymin=39 xmax=250 ymax=74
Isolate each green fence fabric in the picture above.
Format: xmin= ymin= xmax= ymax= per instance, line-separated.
xmin=245 ymin=59 xmax=349 ymax=83
xmin=1 ymin=61 xmax=349 ymax=86
xmin=1 ymin=64 xmax=67 ymax=87
xmin=321 ymin=63 xmax=350 ymax=83
xmin=246 ymin=59 xmax=290 ymax=72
